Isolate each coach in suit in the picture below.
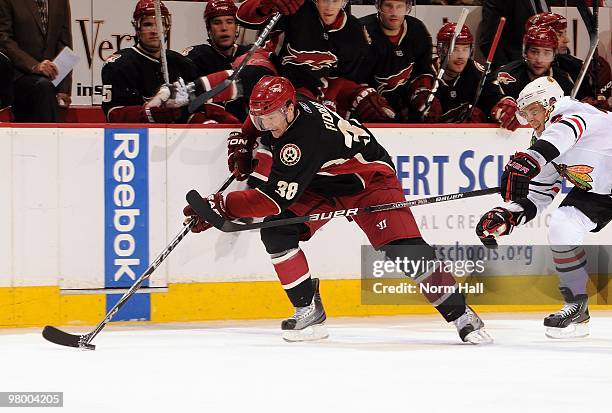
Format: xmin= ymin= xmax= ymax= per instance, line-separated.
xmin=0 ymin=0 xmax=72 ymax=122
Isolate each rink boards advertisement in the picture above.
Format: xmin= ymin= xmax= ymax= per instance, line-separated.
xmin=67 ymin=1 xmax=612 ymax=105
xmin=1 ymin=125 xmax=611 ymax=326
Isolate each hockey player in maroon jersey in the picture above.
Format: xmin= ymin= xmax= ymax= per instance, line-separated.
xmin=182 ymin=0 xmax=250 ymax=74
xmin=229 ymin=0 xmax=395 ymax=122
xmin=101 ymin=0 xmax=239 ymax=124
xmin=181 ymin=0 xmax=252 ymax=120
xmin=184 ymin=75 xmax=493 ymax=344
xmin=407 ymin=22 xmax=488 ymax=123
xmin=359 ymin=0 xmax=434 ymax=122
xmin=525 ymin=12 xmax=610 ymax=110
xmin=481 ymin=25 xmax=591 ymax=132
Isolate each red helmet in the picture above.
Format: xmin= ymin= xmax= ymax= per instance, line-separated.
xmin=436 ymin=22 xmax=474 ymax=46
xmin=525 ymin=12 xmax=567 ymax=32
xmin=204 ymin=0 xmax=238 ymax=26
xmin=132 ymin=0 xmax=171 ymax=31
xmin=249 ymin=76 xmax=296 ymax=117
xmin=523 ymin=25 xmax=558 ymax=51
xmin=436 ymin=22 xmax=473 ymax=60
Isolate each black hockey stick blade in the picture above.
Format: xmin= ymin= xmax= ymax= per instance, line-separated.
xmin=42 ymin=326 xmax=95 ymax=350
xmin=186 ymin=190 xmax=226 ymax=230
xmin=188 ymin=78 xmax=232 ymax=113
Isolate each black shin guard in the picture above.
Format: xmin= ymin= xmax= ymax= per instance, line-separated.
xmin=285 ymin=277 xmax=315 ymax=308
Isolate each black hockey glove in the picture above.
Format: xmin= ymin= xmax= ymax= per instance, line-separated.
xmin=500 ymin=152 xmax=541 ymax=202
xmin=476 ymin=207 xmax=526 ymax=248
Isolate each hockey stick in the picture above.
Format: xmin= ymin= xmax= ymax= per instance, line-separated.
xmin=188 ymin=13 xmax=282 ymax=113
xmin=186 ymin=186 xmax=500 ymax=233
xmin=154 ymin=0 xmax=170 ymax=85
xmin=466 ymin=17 xmax=505 ymax=120
xmin=571 ymin=0 xmax=599 ymax=99
xmin=591 ymin=0 xmax=599 ymax=98
xmin=422 ymin=8 xmax=469 ymax=120
xmin=42 ymin=175 xmax=236 ymax=350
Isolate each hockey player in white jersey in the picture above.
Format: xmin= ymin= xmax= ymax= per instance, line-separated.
xmin=476 ymin=76 xmax=612 ymax=338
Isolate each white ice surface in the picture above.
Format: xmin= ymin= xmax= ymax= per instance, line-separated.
xmin=2 ymin=313 xmax=612 ymax=413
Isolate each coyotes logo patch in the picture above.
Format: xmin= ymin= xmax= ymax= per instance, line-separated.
xmin=104 ymin=54 xmax=121 ymax=64
xmin=281 ymin=44 xmax=337 ymax=71
xmin=375 ymin=63 xmax=414 ymax=94
xmin=553 ymin=163 xmax=594 ymax=191
xmin=497 ymin=72 xmax=517 ymax=85
xmin=280 ymin=144 xmax=301 ymax=166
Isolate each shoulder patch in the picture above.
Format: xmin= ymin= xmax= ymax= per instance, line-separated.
xmin=550 ymin=114 xmax=563 ymax=124
xmin=181 ymin=46 xmax=194 ymax=56
xmin=105 ymin=54 xmax=121 ymax=64
xmin=497 ymin=71 xmax=517 ymax=85
xmin=279 ymin=144 xmax=301 ymax=166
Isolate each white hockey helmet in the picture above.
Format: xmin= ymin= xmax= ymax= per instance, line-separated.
xmin=516 ymin=76 xmax=565 ymax=125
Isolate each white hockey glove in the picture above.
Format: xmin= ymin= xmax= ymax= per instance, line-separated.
xmin=145 ymin=84 xmax=171 ymax=109
xmin=165 ymin=78 xmax=190 ymax=108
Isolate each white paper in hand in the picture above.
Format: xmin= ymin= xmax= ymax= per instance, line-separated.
xmin=52 ymin=47 xmax=80 ymax=87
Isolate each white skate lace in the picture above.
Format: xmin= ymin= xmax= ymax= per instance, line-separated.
xmin=291 ymin=302 xmax=314 ymax=321
xmin=454 ymin=308 xmax=475 ymax=329
xmin=555 ymin=303 xmax=579 ymax=317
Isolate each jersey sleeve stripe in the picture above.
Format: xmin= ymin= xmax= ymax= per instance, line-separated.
xmin=567 ymin=116 xmax=585 ymax=139
xmin=573 ymin=114 xmax=587 ymax=130
xmin=558 ymin=120 xmax=578 ymax=140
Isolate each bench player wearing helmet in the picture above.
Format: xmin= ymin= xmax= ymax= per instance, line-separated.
xmin=481 ymin=25 xmax=590 ymax=132
xmin=477 ymin=77 xmax=612 ymax=338
xmin=101 ymin=0 xmax=239 ymax=124
xmin=407 ymin=21 xmax=488 ymax=123
xmin=185 ymin=75 xmax=493 ymax=344
xmin=526 ymin=12 xmax=610 ymax=111
xmin=182 ymin=0 xmax=252 ymax=120
xmin=231 ymin=0 xmax=396 ymax=123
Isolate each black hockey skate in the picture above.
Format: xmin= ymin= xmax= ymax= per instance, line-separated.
xmin=453 ymin=305 xmax=493 ymax=344
xmin=544 ymin=287 xmax=590 ymax=339
xmin=281 ymin=278 xmax=328 ymax=342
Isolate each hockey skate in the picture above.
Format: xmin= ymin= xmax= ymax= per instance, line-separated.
xmin=544 ymin=288 xmax=590 ymax=339
xmin=453 ymin=306 xmax=493 ymax=344
xmin=281 ymin=278 xmax=328 ymax=342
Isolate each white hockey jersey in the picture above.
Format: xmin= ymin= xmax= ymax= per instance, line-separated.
xmin=515 ymin=97 xmax=612 ymax=215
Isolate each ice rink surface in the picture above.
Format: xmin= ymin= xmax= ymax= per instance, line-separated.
xmin=2 ymin=312 xmax=612 ymax=413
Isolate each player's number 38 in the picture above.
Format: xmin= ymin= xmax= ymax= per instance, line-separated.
xmin=276 ymin=181 xmax=299 ymax=200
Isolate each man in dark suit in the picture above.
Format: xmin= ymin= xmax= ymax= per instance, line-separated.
xmin=0 ymin=0 xmax=72 ymax=122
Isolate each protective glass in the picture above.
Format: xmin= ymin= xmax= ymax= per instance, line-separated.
xmin=516 ymin=104 xmax=545 ymax=126
xmin=524 ymin=47 xmax=556 ymax=64
xmin=249 ymin=106 xmax=289 ymax=131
